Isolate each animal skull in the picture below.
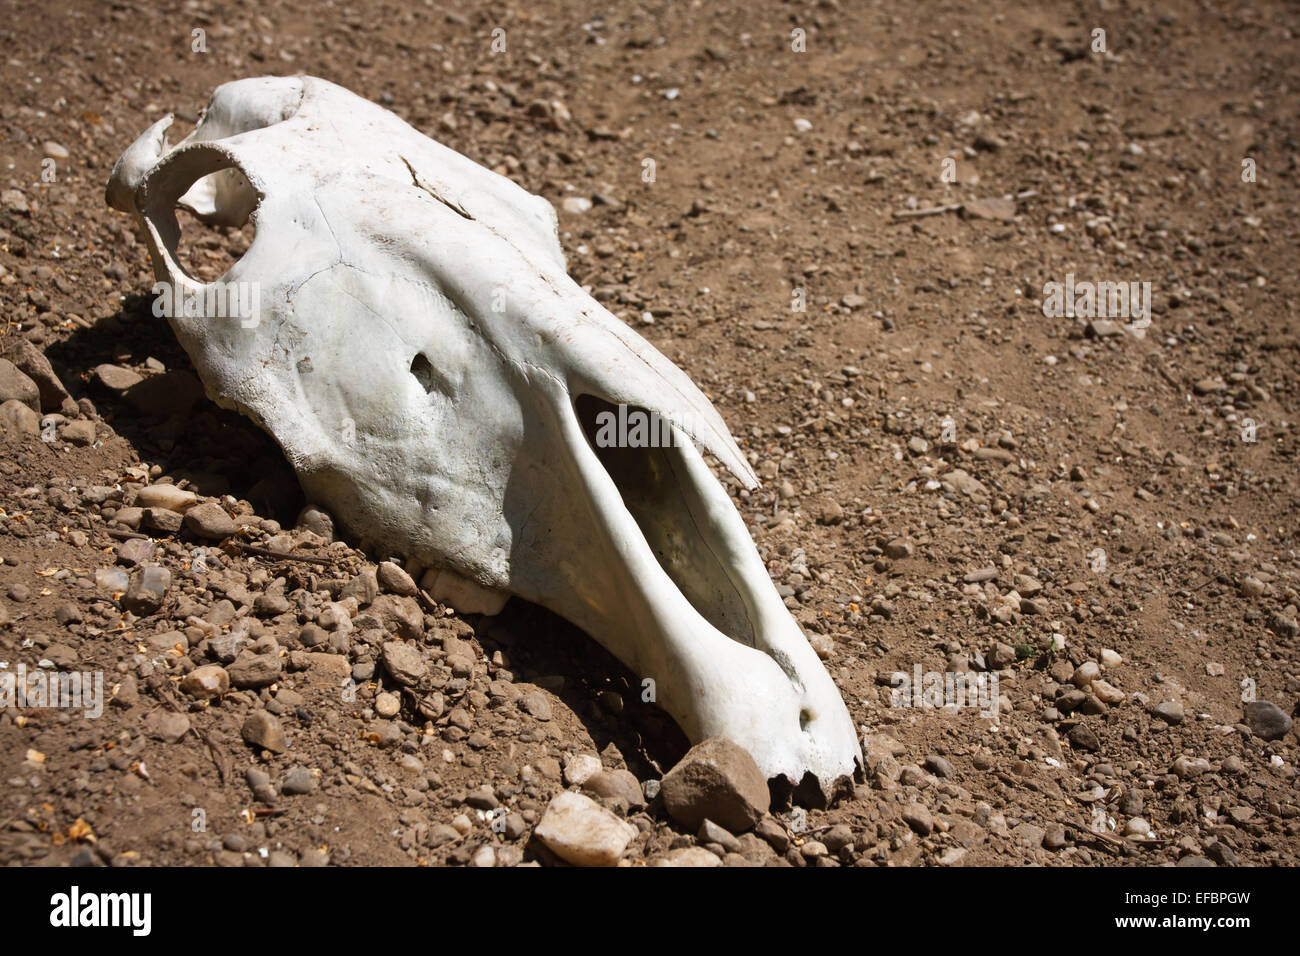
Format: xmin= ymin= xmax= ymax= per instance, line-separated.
xmin=107 ymin=76 xmax=862 ymax=800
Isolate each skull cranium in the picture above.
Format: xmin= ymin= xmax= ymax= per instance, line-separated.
xmin=107 ymin=76 xmax=862 ymax=800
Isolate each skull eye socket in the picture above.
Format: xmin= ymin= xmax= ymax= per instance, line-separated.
xmin=172 ymin=204 xmax=256 ymax=285
xmin=138 ymin=144 xmax=262 ymax=286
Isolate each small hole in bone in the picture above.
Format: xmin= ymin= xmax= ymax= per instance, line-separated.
xmin=172 ymin=206 xmax=255 ymax=284
xmin=410 ymin=353 xmax=437 ymax=393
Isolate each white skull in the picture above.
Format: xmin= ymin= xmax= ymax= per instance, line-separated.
xmin=107 ymin=76 xmax=862 ymax=800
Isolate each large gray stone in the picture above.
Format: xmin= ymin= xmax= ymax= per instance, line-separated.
xmin=660 ymin=736 xmax=769 ymax=834
xmin=0 ymin=358 xmax=40 ymax=413
xmin=1 ymin=340 xmax=67 ymax=411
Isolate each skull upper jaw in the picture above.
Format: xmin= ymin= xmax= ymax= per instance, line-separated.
xmin=493 ymin=388 xmax=864 ymax=801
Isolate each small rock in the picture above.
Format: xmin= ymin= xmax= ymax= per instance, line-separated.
xmin=962 ymin=197 xmax=1017 ymax=221
xmin=1207 ymin=842 xmax=1238 ymax=867
xmin=812 ymin=497 xmax=843 ymax=525
xmin=54 ymin=602 xmax=82 ymax=626
xmin=207 ymin=632 xmax=246 ymax=663
xmin=901 ymin=803 xmax=934 ymax=835
xmin=180 ymin=665 xmax=230 ymax=699
xmin=295 ymin=504 xmax=335 ymax=541
xmin=989 ymin=642 xmax=1016 ymax=669
xmin=380 ymin=641 xmax=427 ymax=686
xmin=698 ymin=818 xmax=742 ymax=853
xmin=0 ymin=359 xmax=40 ymax=413
xmin=241 ymin=710 xmax=287 ymax=753
xmin=884 ymin=538 xmax=915 ymax=559
xmin=184 ymin=502 xmax=237 ymax=540
xmin=341 ymin=567 xmax=379 ymax=605
xmin=1011 ymin=822 xmax=1046 ymax=848
xmin=115 ymin=538 xmax=155 ymax=566
xmin=1087 ymin=320 xmax=1122 ymax=338
xmin=1124 ymin=817 xmax=1153 ymax=837
xmin=0 ymin=399 xmax=40 ymax=436
xmin=800 ymin=840 xmax=829 ymax=860
xmin=0 ymin=340 xmax=65 ymax=411
xmin=563 ymin=753 xmax=603 ymax=787
xmin=533 ymin=791 xmax=635 ymax=867
xmin=1171 ymin=756 xmax=1211 ymax=779
xmin=754 ymin=816 xmax=790 ymax=853
xmin=143 ymin=710 xmax=190 ymax=743
xmin=0 ymin=189 xmax=28 ymax=214
xmin=282 ymin=766 xmax=317 ymax=795
xmin=1067 ymin=724 xmax=1101 ymax=752
xmin=1014 ymin=574 xmax=1042 ymax=596
xmin=254 ymin=591 xmax=291 ymax=617
xmin=377 ymin=561 xmax=418 ymax=596
xmin=121 ymin=565 xmax=171 ymax=615
xmin=1091 ymin=679 xmax=1125 ymax=705
xmin=1239 ymin=577 xmax=1266 ymax=598
xmin=520 ymin=690 xmax=552 ymax=721
xmin=143 ymin=508 xmax=184 ymax=534
xmin=228 ymin=651 xmax=281 ymax=689
xmin=61 ymin=420 xmax=96 ymax=446
xmin=134 ymin=484 xmax=197 ymax=512
xmin=94 ymin=364 xmax=144 ymax=393
xmin=1243 ymin=701 xmax=1292 ymax=741
xmin=1152 ymin=700 xmax=1184 ymax=725
xmin=584 ymin=769 xmax=646 ymax=809
xmin=924 ymin=754 xmax=955 ymax=778
xmin=300 ymin=848 xmax=329 ymax=867
xmin=650 ymin=847 xmax=722 ymax=867
xmin=822 ymin=824 xmax=853 ymax=852
xmin=111 ymin=674 xmax=138 ymax=708
xmin=1071 ymin=661 xmax=1100 ymax=687
xmin=95 ymin=567 xmax=130 ymax=592
xmin=1120 ymin=790 xmax=1144 ymax=816
xmin=367 ymin=594 xmax=424 ymax=640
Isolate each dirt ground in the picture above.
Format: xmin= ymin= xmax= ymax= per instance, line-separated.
xmin=0 ymin=0 xmax=1297 ymax=867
